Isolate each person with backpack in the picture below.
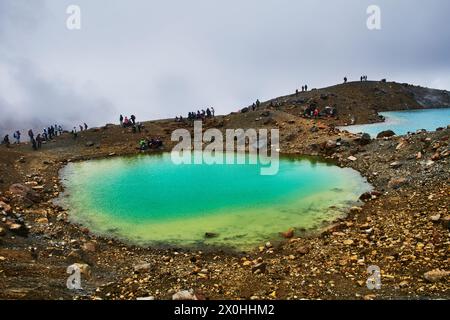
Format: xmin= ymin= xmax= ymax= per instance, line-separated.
xmin=13 ymin=130 xmax=21 ymax=144
xmin=2 ymin=135 xmax=10 ymax=147
xmin=28 ymin=129 xmax=34 ymax=142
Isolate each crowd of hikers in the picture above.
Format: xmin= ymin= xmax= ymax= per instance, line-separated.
xmin=119 ymin=114 xmax=143 ymax=133
xmin=303 ymin=105 xmax=337 ymax=118
xmin=2 ymin=124 xmax=64 ymax=150
xmin=1 ymin=121 xmax=92 ymax=150
xmin=181 ymin=107 xmax=215 ymax=121
xmin=139 ymin=137 xmax=163 ymax=151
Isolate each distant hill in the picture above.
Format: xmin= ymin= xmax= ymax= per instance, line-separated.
xmin=251 ymin=81 xmax=450 ymax=125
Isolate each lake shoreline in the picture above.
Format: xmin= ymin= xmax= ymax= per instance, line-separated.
xmin=1 ymin=83 xmax=449 ymax=300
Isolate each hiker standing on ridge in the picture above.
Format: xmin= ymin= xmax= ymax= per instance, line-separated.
xmin=120 ymin=114 xmax=124 ymax=126
xmin=13 ymin=130 xmax=21 ymax=144
xmin=131 ymin=114 xmax=136 ymax=125
xmin=84 ymin=123 xmax=88 ymax=130
xmin=344 ymin=77 xmax=348 ymax=83
xmin=28 ymin=129 xmax=34 ymax=142
xmin=211 ymin=107 xmax=215 ymax=117
xmin=36 ymin=134 xmax=42 ymax=149
xmin=2 ymin=135 xmax=10 ymax=147
xmin=305 ymin=85 xmax=308 ymax=91
xmin=256 ymin=99 xmax=261 ymax=109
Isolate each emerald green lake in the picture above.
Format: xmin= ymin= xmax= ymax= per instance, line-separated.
xmin=58 ymin=153 xmax=371 ymax=250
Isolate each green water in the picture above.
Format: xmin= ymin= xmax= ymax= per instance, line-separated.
xmin=58 ymin=153 xmax=371 ymax=250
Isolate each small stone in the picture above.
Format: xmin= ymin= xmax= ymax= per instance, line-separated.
xmin=424 ymin=269 xmax=450 ymax=283
xmin=35 ymin=217 xmax=48 ymax=224
xmin=297 ymin=246 xmax=310 ymax=255
xmin=430 ymin=214 xmax=441 ymax=222
xmin=280 ymin=228 xmax=294 ymax=239
xmin=350 ymin=206 xmax=363 ymax=214
xmin=172 ymin=289 xmax=198 ymax=300
xmin=82 ymin=241 xmax=97 ymax=253
xmin=343 ymin=239 xmax=354 ymax=245
xmin=0 ymin=201 xmax=12 ymax=213
xmin=204 ymin=232 xmax=218 ymax=238
xmin=347 ymin=156 xmax=357 ymax=161
xmin=388 ymin=177 xmax=408 ymax=189
xmin=134 ymin=263 xmax=152 ymax=274
xmin=136 ymin=296 xmax=155 ymax=300
xmin=389 ymin=161 xmax=402 ymax=168
xmin=377 ymin=130 xmax=395 ymax=139
xmin=8 ymin=223 xmax=28 ymax=237
xmin=252 ymin=262 xmax=267 ymax=274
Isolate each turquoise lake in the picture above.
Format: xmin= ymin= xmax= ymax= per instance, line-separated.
xmin=339 ymin=108 xmax=450 ymax=137
xmin=58 ymin=153 xmax=371 ymax=250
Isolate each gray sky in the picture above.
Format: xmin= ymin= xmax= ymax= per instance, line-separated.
xmin=1 ymin=0 xmax=450 ymax=133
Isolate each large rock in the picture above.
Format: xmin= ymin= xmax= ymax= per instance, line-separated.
xmin=377 ymin=130 xmax=396 ymax=139
xmin=358 ymin=133 xmax=372 ymax=145
xmin=9 ymin=184 xmax=41 ymax=203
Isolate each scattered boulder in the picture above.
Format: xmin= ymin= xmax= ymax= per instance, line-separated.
xmin=9 ymin=184 xmax=41 ymax=203
xmin=0 ymin=201 xmax=12 ymax=213
xmin=241 ymin=107 xmax=249 ymax=113
xmin=134 ymin=263 xmax=152 ymax=274
xmin=358 ymin=133 xmax=371 ymax=146
xmin=430 ymin=214 xmax=441 ymax=222
xmin=377 ymin=130 xmax=396 ymax=139
xmin=85 ymin=141 xmax=95 ymax=147
xmin=204 ymin=232 xmax=218 ymax=239
xmin=172 ymin=289 xmax=198 ymax=300
xmin=8 ymin=223 xmax=29 ymax=237
xmin=82 ymin=241 xmax=97 ymax=253
xmin=280 ymin=228 xmax=294 ymax=239
xmin=388 ymin=177 xmax=408 ymax=189
xmin=423 ymin=269 xmax=449 ymax=283
xmin=350 ymin=206 xmax=363 ymax=214
xmin=389 ymin=161 xmax=403 ymax=169
xmin=359 ymin=192 xmax=372 ymax=201
xmin=297 ymin=246 xmax=310 ymax=255
xmin=251 ymin=262 xmax=267 ymax=274
xmin=0 ymin=227 xmax=6 ymax=236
